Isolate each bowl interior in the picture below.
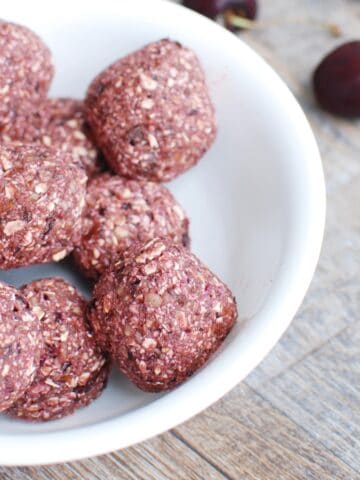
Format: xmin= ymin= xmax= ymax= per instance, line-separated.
xmin=0 ymin=0 xmax=325 ymax=464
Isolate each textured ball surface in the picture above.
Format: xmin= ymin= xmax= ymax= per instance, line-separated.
xmin=0 ymin=144 xmax=87 ymax=269
xmin=74 ymin=173 xmax=190 ymax=279
xmin=0 ymin=282 xmax=42 ymax=412
xmin=9 ymin=278 xmax=109 ymax=422
xmin=85 ymin=39 xmax=216 ymax=182
xmin=0 ymin=98 xmax=103 ymax=177
xmin=0 ymin=21 xmax=53 ymax=128
xmin=88 ymin=238 xmax=237 ymax=391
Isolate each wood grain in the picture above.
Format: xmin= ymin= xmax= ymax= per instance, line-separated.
xmin=174 ymin=384 xmax=358 ymax=480
xmin=1 ymin=1 xmax=359 ymax=478
xmin=254 ymin=323 xmax=360 ymax=472
xmin=1 ymin=432 xmax=225 ymax=480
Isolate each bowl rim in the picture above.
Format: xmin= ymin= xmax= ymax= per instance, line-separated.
xmin=0 ymin=0 xmax=326 ymax=466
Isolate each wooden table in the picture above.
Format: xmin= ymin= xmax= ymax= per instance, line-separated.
xmin=2 ymin=1 xmax=359 ymax=478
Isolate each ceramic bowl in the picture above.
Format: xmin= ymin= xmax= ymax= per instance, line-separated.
xmin=0 ymin=0 xmax=325 ymax=465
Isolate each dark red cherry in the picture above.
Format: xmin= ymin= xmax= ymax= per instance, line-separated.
xmin=182 ymin=0 xmax=229 ymax=19
xmin=313 ymin=41 xmax=360 ymax=117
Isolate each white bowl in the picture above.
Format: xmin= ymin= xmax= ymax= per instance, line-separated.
xmin=0 ymin=0 xmax=325 ymax=465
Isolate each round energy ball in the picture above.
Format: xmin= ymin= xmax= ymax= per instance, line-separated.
xmin=0 ymin=21 xmax=53 ymax=128
xmin=0 ymin=282 xmax=42 ymax=412
xmin=73 ymin=173 xmax=190 ymax=280
xmin=0 ymin=98 xmax=102 ymax=178
xmin=85 ymin=39 xmax=217 ymax=182
xmin=0 ymin=144 xmax=87 ymax=269
xmin=9 ymin=278 xmax=109 ymax=422
xmin=87 ymin=238 xmax=237 ymax=391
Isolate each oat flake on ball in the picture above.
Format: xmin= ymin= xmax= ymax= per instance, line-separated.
xmin=85 ymin=39 xmax=216 ymax=182
xmin=0 ymin=144 xmax=87 ymax=269
xmin=73 ymin=173 xmax=190 ymax=280
xmin=0 ymin=282 xmax=42 ymax=412
xmin=0 ymin=21 xmax=53 ymax=128
xmin=8 ymin=278 xmax=109 ymax=422
xmin=87 ymin=238 xmax=237 ymax=391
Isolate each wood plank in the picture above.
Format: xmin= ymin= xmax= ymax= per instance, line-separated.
xmin=253 ymin=323 xmax=360 ymax=473
xmin=0 ymin=432 xmax=227 ymax=480
xmin=174 ymin=383 xmax=358 ymax=479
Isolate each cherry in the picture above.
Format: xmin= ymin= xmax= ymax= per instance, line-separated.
xmin=313 ymin=41 xmax=360 ymax=117
xmin=182 ymin=0 xmax=258 ymax=31
xmin=182 ymin=0 xmax=228 ymax=18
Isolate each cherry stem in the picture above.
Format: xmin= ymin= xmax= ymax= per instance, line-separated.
xmin=223 ymin=11 xmax=257 ymax=30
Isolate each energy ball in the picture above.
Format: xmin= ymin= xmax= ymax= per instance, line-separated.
xmin=87 ymin=238 xmax=237 ymax=391
xmin=85 ymin=39 xmax=217 ymax=182
xmin=73 ymin=173 xmax=190 ymax=280
xmin=0 ymin=21 xmax=53 ymax=128
xmin=9 ymin=278 xmax=109 ymax=422
xmin=0 ymin=282 xmax=42 ymax=412
xmin=0 ymin=98 xmax=102 ymax=177
xmin=0 ymin=144 xmax=87 ymax=269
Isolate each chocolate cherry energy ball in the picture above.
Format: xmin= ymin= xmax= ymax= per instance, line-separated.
xmin=9 ymin=278 xmax=109 ymax=422
xmin=88 ymin=238 xmax=237 ymax=391
xmin=0 ymin=282 xmax=42 ymax=412
xmin=85 ymin=39 xmax=216 ymax=182
xmin=0 ymin=98 xmax=102 ymax=178
xmin=0 ymin=144 xmax=87 ymax=269
xmin=74 ymin=173 xmax=190 ymax=279
xmin=0 ymin=21 xmax=53 ymax=128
